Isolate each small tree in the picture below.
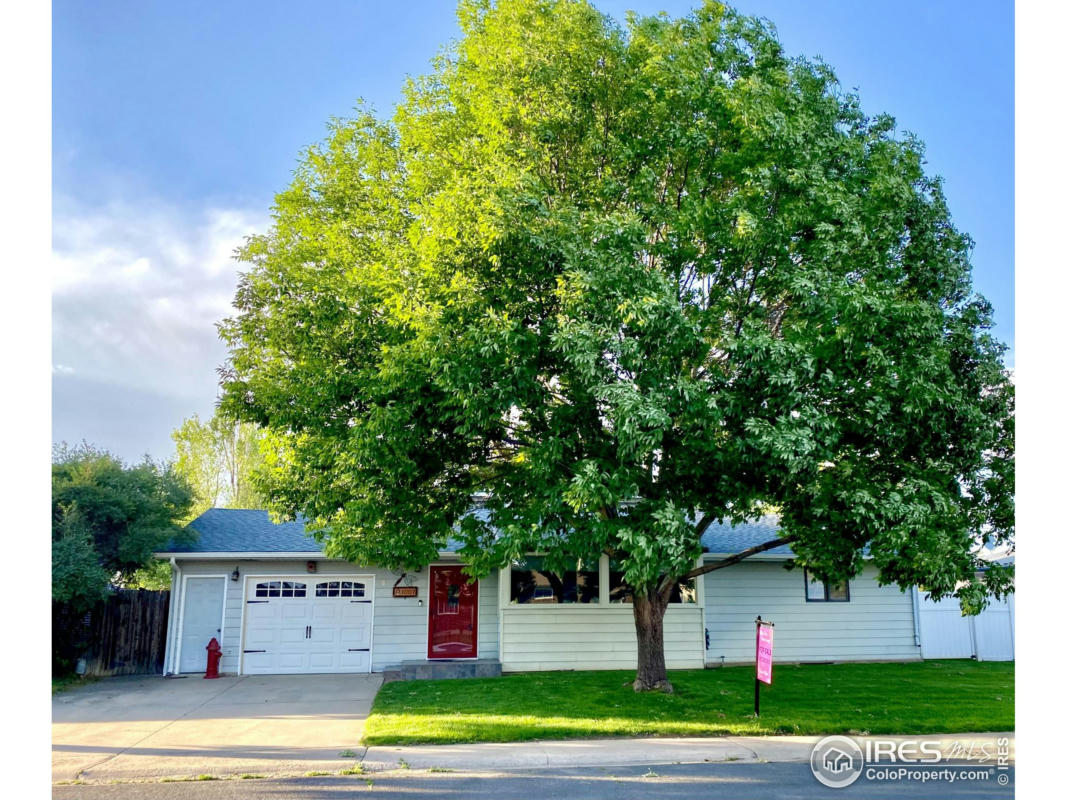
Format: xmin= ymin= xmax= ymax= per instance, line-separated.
xmin=171 ymin=411 xmax=266 ymax=518
xmin=219 ymin=0 xmax=1013 ymax=691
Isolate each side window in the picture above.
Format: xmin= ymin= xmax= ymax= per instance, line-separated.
xmin=826 ymin=581 xmax=849 ymax=601
xmin=804 ymin=569 xmax=850 ymax=602
xmin=805 ymin=573 xmax=826 ymax=601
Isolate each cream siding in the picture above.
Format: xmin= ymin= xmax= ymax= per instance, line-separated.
xmin=169 ymin=555 xmax=920 ymax=676
xmin=173 ymin=559 xmax=497 ymax=674
xmin=499 ymin=605 xmax=705 ymax=672
xmin=702 ymin=561 xmax=921 ymax=664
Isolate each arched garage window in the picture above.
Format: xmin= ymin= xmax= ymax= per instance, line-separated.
xmin=315 ymin=580 xmax=366 ymax=598
xmin=254 ymin=581 xmax=307 ymax=598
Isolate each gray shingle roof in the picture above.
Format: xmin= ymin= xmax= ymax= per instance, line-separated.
xmin=162 ymin=508 xmax=323 ymax=554
xmin=698 ymin=514 xmax=793 ymax=556
xmin=163 ymin=507 xmax=792 ymax=558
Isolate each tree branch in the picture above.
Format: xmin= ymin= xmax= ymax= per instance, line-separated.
xmin=693 ymin=512 xmax=717 ymax=538
xmin=655 ymin=573 xmax=677 ymax=604
xmin=681 ymin=534 xmax=798 ymax=581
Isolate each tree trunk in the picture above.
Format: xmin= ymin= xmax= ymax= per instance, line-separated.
xmin=632 ymin=587 xmax=673 ymax=693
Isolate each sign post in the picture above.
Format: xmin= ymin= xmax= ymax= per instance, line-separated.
xmin=754 ymin=616 xmax=774 ymax=716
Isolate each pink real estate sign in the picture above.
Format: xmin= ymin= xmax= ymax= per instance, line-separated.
xmin=756 ymin=623 xmax=774 ymax=684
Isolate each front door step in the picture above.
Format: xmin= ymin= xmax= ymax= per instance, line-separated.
xmin=382 ymin=658 xmax=502 ymax=683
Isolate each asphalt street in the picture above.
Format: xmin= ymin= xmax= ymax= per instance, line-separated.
xmin=53 ymin=761 xmax=1014 ymax=800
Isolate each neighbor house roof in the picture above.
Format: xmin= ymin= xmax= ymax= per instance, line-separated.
xmin=698 ymin=514 xmax=793 ymax=557
xmin=160 ymin=507 xmax=793 ymax=560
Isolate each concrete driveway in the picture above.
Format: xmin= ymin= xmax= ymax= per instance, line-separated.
xmin=52 ymin=673 xmax=382 ymax=783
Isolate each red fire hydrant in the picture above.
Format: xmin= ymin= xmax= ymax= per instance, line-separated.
xmin=205 ymin=637 xmax=222 ymax=679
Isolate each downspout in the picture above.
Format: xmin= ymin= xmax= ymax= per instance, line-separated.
xmin=498 ymin=564 xmax=509 ymax=669
xmin=164 ymin=558 xmax=180 ymax=675
xmin=910 ymin=585 xmax=922 ymax=651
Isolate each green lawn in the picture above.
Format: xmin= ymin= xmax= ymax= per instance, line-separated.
xmin=362 ymin=660 xmax=1013 ymax=745
xmin=52 ymin=674 xmax=93 ymax=694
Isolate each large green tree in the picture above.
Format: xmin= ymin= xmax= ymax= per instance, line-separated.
xmin=219 ymin=0 xmax=1013 ymax=691
xmin=52 ymin=444 xmax=195 ymax=610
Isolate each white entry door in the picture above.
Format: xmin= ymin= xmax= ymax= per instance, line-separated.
xmin=178 ymin=577 xmax=225 ymax=673
xmin=242 ymin=577 xmax=373 ymax=674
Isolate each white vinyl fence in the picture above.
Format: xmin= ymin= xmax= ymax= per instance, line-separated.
xmin=916 ymin=591 xmax=1014 ymax=661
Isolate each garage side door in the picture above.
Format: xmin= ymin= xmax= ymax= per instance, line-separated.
xmin=179 ymin=577 xmax=225 ymax=674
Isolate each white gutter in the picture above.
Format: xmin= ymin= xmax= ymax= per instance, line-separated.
xmin=701 ymin=551 xmax=876 ymax=562
xmin=155 ymin=551 xmax=463 ymax=560
xmin=154 ymin=551 xmax=327 ymax=560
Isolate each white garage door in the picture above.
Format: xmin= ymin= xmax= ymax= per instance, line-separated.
xmin=241 ymin=577 xmax=374 ymax=674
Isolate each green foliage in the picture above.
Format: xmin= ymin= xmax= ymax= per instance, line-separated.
xmin=219 ymin=0 xmax=1012 ymax=617
xmin=52 ymin=443 xmax=194 ymax=611
xmin=52 ymin=511 xmax=112 ymax=610
xmin=171 ymin=412 xmax=266 ymax=519
xmin=126 ymin=558 xmax=174 ymax=590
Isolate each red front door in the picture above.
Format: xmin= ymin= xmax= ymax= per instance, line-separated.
xmin=427 ymin=565 xmax=478 ymax=659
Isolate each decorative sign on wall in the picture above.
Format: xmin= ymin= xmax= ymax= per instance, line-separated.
xmin=393 ymin=586 xmax=418 ymax=598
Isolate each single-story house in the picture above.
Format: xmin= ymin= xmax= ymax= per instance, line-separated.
xmin=156 ymin=507 xmax=937 ymax=676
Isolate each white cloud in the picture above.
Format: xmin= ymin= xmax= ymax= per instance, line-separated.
xmin=52 ymin=197 xmax=270 ymax=405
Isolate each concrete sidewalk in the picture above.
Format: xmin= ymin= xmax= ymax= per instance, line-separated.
xmin=362 ymin=732 xmax=1015 ymax=772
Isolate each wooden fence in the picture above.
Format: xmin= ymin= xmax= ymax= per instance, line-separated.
xmin=75 ymin=589 xmax=171 ymax=677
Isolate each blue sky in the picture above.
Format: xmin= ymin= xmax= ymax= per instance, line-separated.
xmin=52 ymin=0 xmax=1014 ymax=463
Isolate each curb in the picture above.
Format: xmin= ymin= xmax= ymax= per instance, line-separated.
xmin=361 ymin=732 xmax=1015 ymax=772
